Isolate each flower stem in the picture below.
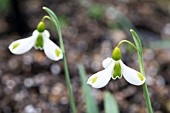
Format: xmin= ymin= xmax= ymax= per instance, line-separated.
xmin=53 ymin=16 xmax=77 ymax=113
xmin=117 ymin=40 xmax=138 ymax=51
xmin=42 ymin=15 xmax=52 ymax=22
xmin=130 ymin=29 xmax=153 ymax=113
xmin=138 ymin=51 xmax=153 ymax=113
xmin=43 ymin=7 xmax=76 ymax=113
xmin=52 ymin=17 xmax=77 ymax=113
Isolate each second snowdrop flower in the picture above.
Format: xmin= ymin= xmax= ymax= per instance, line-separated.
xmin=87 ymin=47 xmax=146 ymax=88
xmin=9 ymin=18 xmax=63 ymax=61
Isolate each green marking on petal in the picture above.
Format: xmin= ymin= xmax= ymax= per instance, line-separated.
xmin=55 ymin=49 xmax=61 ymax=57
xmin=112 ymin=61 xmax=122 ymax=79
xmin=89 ymin=76 xmax=98 ymax=84
xmin=12 ymin=43 xmax=20 ymax=49
xmin=138 ymin=73 xmax=144 ymax=81
xmin=35 ymin=34 xmax=43 ymax=49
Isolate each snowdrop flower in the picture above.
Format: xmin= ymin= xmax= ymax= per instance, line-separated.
xmin=87 ymin=47 xmax=145 ymax=88
xmin=9 ymin=21 xmax=63 ymax=61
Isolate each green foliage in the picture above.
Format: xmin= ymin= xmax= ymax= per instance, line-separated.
xmin=78 ymin=64 xmax=99 ymax=113
xmin=130 ymin=29 xmax=142 ymax=56
xmin=58 ymin=15 xmax=68 ymax=29
xmin=0 ymin=0 xmax=11 ymax=13
xmin=88 ymin=4 xmax=105 ymax=19
xmin=104 ymin=92 xmax=119 ymax=113
xmin=150 ymin=39 xmax=170 ymax=49
xmin=105 ymin=7 xmax=135 ymax=34
xmin=78 ymin=65 xmax=120 ymax=113
xmin=130 ymin=29 xmax=144 ymax=75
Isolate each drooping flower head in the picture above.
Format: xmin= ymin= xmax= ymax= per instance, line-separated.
xmin=87 ymin=47 xmax=145 ymax=88
xmin=9 ymin=18 xmax=63 ymax=61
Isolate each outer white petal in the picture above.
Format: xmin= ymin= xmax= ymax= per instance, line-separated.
xmin=87 ymin=61 xmax=115 ymax=88
xmin=43 ymin=30 xmax=50 ymax=38
xmin=9 ymin=30 xmax=38 ymax=55
xmin=102 ymin=57 xmax=113 ymax=68
xmin=120 ymin=60 xmax=146 ymax=86
xmin=43 ymin=32 xmax=63 ymax=61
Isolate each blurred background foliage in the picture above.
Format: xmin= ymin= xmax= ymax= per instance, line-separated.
xmin=0 ymin=0 xmax=170 ymax=113
xmin=0 ymin=0 xmax=11 ymax=13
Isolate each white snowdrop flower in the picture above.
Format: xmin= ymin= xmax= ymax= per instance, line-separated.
xmin=87 ymin=47 xmax=145 ymax=88
xmin=9 ymin=21 xmax=63 ymax=61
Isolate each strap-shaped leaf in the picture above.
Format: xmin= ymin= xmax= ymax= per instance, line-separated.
xmin=130 ymin=29 xmax=142 ymax=55
xmin=104 ymin=92 xmax=119 ymax=113
xmin=78 ymin=64 xmax=99 ymax=113
xmin=130 ymin=29 xmax=144 ymax=74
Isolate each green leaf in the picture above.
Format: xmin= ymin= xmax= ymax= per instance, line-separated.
xmin=78 ymin=64 xmax=99 ymax=113
xmin=0 ymin=0 xmax=11 ymax=13
xmin=130 ymin=29 xmax=142 ymax=55
xmin=104 ymin=92 xmax=119 ymax=113
xmin=130 ymin=29 xmax=144 ymax=74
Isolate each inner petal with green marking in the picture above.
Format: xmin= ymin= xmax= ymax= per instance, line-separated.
xmin=89 ymin=76 xmax=98 ymax=84
xmin=35 ymin=33 xmax=43 ymax=49
xmin=112 ymin=61 xmax=122 ymax=79
xmin=55 ymin=49 xmax=61 ymax=57
xmin=12 ymin=43 xmax=20 ymax=49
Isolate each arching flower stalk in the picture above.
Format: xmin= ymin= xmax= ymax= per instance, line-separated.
xmin=87 ymin=41 xmax=146 ymax=88
xmin=9 ymin=16 xmax=63 ymax=61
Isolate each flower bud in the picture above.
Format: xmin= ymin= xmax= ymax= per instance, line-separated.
xmin=112 ymin=47 xmax=121 ymax=61
xmin=37 ymin=21 xmax=45 ymax=32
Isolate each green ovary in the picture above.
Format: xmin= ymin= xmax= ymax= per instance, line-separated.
xmin=55 ymin=49 xmax=61 ymax=57
xmin=112 ymin=61 xmax=122 ymax=79
xmin=35 ymin=34 xmax=43 ymax=49
xmin=12 ymin=43 xmax=20 ymax=49
xmin=112 ymin=47 xmax=121 ymax=61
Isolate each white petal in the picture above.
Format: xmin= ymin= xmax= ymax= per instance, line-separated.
xmin=102 ymin=57 xmax=113 ymax=68
xmin=8 ymin=30 xmax=38 ymax=54
xmin=43 ymin=30 xmax=50 ymax=38
xmin=87 ymin=62 xmax=115 ymax=88
xmin=120 ymin=60 xmax=146 ymax=86
xmin=43 ymin=35 xmax=63 ymax=61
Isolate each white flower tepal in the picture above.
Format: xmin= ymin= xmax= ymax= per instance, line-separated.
xmin=87 ymin=47 xmax=146 ymax=88
xmin=9 ymin=21 xmax=63 ymax=61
